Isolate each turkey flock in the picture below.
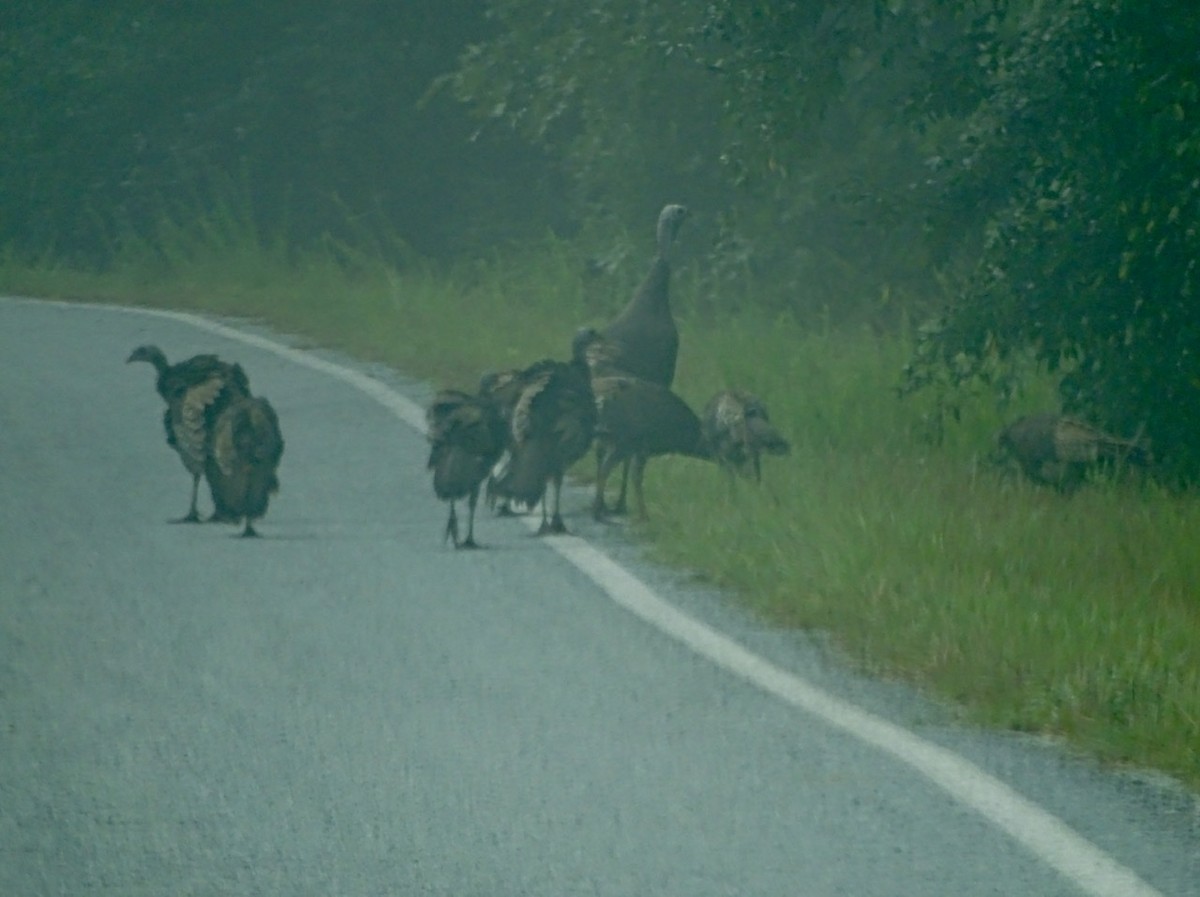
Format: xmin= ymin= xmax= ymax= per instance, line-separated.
xmin=425 ymin=203 xmax=792 ymax=549
xmin=127 ymin=206 xmax=1148 ymax=546
xmin=128 ymin=344 xmax=284 ymax=537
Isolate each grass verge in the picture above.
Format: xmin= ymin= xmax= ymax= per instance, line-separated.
xmin=3 ymin=221 xmax=1197 ymax=790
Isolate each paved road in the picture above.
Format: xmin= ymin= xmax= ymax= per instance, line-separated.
xmin=1 ymin=297 xmax=1196 ymax=896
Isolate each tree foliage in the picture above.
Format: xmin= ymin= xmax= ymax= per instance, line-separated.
xmin=447 ymin=0 xmax=994 ymax=319
xmin=907 ymin=0 xmax=1200 ymax=480
xmin=0 ymin=0 xmax=565 ymax=262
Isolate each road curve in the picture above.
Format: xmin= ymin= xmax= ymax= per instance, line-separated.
xmin=1 ymin=296 xmax=1195 ymax=896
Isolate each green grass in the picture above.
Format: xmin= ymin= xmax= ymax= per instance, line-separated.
xmin=4 ymin=216 xmax=1197 ymax=791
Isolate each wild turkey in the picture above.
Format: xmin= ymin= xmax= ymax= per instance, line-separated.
xmin=701 ymin=390 xmax=791 ymax=484
xmin=478 ymin=364 xmax=548 ymax=516
xmin=489 ymin=330 xmax=597 ymax=534
xmin=996 ymin=411 xmax=1151 ymax=492
xmin=587 ymin=203 xmax=689 ymax=513
xmin=205 ymin=394 xmax=285 ymax=537
xmin=425 ymin=388 xmax=507 ymax=548
xmin=591 ymin=375 xmax=711 ymax=521
xmin=127 ymin=344 xmax=250 ymax=522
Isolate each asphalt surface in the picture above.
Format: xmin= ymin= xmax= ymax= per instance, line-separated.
xmin=1 ymin=296 xmax=1196 ymax=896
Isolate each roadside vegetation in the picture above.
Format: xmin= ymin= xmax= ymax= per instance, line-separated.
xmin=3 ymin=213 xmax=1197 ymax=790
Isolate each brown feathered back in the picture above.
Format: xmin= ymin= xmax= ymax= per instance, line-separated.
xmin=426 ymin=389 xmax=506 ymax=502
xmin=997 ymin=412 xmax=1150 ymax=491
xmin=171 ymin=375 xmax=239 ymax=478
xmin=494 ymin=357 xmax=596 ymax=507
xmin=592 ymin=376 xmax=707 ymax=463
xmin=128 ymin=344 xmax=248 ymax=407
xmin=207 ymin=395 xmax=284 ymax=536
xmin=588 ymin=374 xmax=707 ymax=521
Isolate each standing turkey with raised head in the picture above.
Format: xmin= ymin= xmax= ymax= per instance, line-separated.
xmin=586 ymin=203 xmax=689 ymax=512
xmin=126 ymin=344 xmax=250 ymax=522
xmin=425 ymin=388 xmax=507 ymax=548
xmin=596 ymin=203 xmax=689 ymax=384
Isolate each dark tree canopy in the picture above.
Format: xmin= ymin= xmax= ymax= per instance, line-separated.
xmin=5 ymin=0 xmax=1199 ymax=476
xmin=905 ymin=0 xmax=1200 ymax=481
xmin=0 ymin=0 xmax=566 ymax=262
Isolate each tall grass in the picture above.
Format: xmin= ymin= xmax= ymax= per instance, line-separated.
xmin=2 ymin=207 xmax=1197 ymax=789
xmin=651 ymin=317 xmax=1199 ymax=780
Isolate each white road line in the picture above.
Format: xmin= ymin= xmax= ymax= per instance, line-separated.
xmin=552 ymin=540 xmax=1163 ymax=897
xmin=14 ymin=297 xmax=1166 ymax=897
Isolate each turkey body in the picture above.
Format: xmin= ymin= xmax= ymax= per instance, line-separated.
xmin=426 ymin=388 xmax=507 ymax=548
xmin=489 ymin=334 xmax=597 ymax=534
xmin=478 ymin=368 xmax=530 ymax=428
xmin=588 ymin=203 xmax=688 ymax=512
xmin=127 ymin=344 xmax=251 ymax=521
xmin=591 ymin=375 xmax=709 ymax=521
xmin=701 ymin=390 xmax=790 ymax=484
xmin=205 ymin=395 xmax=285 ymax=537
xmin=997 ymin=412 xmax=1150 ymax=492
xmin=478 ymin=363 xmax=554 ymax=516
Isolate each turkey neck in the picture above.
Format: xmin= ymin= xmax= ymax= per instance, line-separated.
xmin=133 ymin=349 xmax=172 ymax=398
xmin=619 ymin=209 xmax=679 ymax=325
xmin=606 ymin=259 xmax=674 ymax=351
xmin=626 ymin=255 xmax=671 ymax=321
